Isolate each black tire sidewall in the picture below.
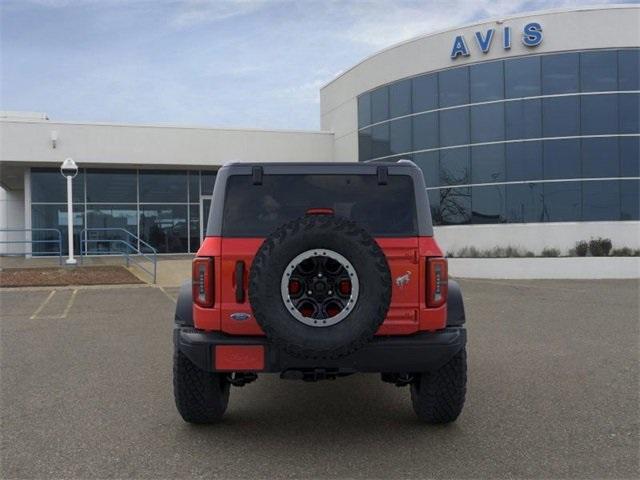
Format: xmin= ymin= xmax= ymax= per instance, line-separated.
xmin=249 ymin=215 xmax=391 ymax=358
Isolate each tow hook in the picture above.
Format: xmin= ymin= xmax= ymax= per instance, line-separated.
xmin=380 ymin=373 xmax=414 ymax=387
xmin=227 ymin=372 xmax=258 ymax=387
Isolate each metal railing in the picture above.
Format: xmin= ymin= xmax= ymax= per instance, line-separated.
xmin=79 ymin=228 xmax=158 ymax=283
xmin=0 ymin=228 xmax=64 ymax=265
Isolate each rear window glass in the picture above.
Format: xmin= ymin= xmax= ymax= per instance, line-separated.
xmin=222 ymin=174 xmax=417 ymax=236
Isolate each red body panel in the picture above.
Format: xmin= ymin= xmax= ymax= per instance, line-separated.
xmin=193 ymin=235 xmax=446 ymax=334
xmin=215 ymin=345 xmax=265 ymax=371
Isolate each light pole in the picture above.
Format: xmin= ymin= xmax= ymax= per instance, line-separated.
xmin=60 ymin=158 xmax=78 ymax=265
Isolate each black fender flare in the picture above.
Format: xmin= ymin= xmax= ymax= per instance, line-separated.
xmin=447 ymin=279 xmax=466 ymax=326
xmin=175 ymin=280 xmax=194 ymax=327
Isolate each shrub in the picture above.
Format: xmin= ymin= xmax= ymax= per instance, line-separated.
xmin=541 ymin=247 xmax=561 ymax=257
xmin=610 ymin=247 xmax=640 ymax=257
xmin=589 ymin=237 xmax=612 ymax=257
xmin=574 ymin=241 xmax=589 ymax=257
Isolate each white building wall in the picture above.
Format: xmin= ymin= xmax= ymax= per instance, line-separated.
xmin=435 ymin=221 xmax=640 ymax=256
xmin=0 ymin=120 xmax=335 ymax=168
xmin=0 ymin=186 xmax=25 ymax=254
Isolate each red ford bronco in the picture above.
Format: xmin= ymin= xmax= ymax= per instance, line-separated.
xmin=173 ymin=161 xmax=467 ymax=424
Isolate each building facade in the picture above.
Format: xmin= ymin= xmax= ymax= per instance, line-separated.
xmin=320 ymin=4 xmax=639 ymax=254
xmin=1 ymin=5 xmax=639 ymax=257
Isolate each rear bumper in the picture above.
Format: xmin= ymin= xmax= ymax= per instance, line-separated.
xmin=175 ymin=327 xmax=466 ymax=374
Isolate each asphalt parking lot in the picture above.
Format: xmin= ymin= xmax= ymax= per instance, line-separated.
xmin=1 ymin=279 xmax=638 ymax=479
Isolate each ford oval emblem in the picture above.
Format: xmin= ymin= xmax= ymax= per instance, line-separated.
xmin=230 ymin=312 xmax=251 ymax=321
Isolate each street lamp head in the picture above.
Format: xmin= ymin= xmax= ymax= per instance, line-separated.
xmin=60 ymin=157 xmax=78 ymax=178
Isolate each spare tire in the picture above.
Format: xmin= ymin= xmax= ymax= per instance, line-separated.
xmin=249 ymin=215 xmax=391 ymax=359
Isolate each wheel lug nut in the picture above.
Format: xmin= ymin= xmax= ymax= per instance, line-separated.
xmin=318 ymin=273 xmax=323 ymax=277
xmin=328 ymin=290 xmax=332 ymax=295
xmin=308 ymin=290 xmax=313 ymax=295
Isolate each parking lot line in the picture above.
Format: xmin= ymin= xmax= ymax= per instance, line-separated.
xmin=59 ymin=289 xmax=78 ymax=318
xmin=158 ymin=286 xmax=177 ymax=304
xmin=29 ymin=290 xmax=56 ymax=319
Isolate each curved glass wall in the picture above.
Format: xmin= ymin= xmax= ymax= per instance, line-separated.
xmin=357 ymin=49 xmax=640 ymax=225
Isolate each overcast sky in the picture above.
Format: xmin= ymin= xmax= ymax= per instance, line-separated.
xmin=0 ymin=0 xmax=632 ymax=130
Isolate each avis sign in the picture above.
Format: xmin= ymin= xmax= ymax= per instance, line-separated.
xmin=450 ymin=22 xmax=543 ymax=59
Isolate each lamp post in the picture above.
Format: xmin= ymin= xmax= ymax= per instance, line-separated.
xmin=60 ymin=158 xmax=78 ymax=265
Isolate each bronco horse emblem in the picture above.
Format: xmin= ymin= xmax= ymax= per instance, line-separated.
xmin=395 ymin=271 xmax=412 ymax=288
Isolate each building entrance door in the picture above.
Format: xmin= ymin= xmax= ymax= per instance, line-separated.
xmin=200 ymin=196 xmax=212 ymax=242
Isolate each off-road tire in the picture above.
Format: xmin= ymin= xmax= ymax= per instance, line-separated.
xmin=410 ymin=347 xmax=467 ymax=424
xmin=173 ymin=342 xmax=230 ymax=424
xmin=249 ymin=215 xmax=391 ymax=359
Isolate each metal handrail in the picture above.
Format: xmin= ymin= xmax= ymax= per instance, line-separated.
xmin=0 ymin=228 xmax=63 ymax=265
xmin=79 ymin=228 xmax=157 ymax=283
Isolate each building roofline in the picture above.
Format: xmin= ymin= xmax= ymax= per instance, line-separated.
xmin=0 ymin=117 xmax=334 ymax=136
xmin=320 ymin=4 xmax=638 ymax=91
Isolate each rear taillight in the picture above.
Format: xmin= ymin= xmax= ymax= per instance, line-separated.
xmin=192 ymin=257 xmax=214 ymax=307
xmin=427 ymin=257 xmax=448 ymax=308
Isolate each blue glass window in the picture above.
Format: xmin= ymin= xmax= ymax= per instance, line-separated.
xmin=358 ymin=93 xmax=371 ymax=128
xmin=543 ymin=181 xmax=581 ymax=222
xmin=389 ymin=118 xmax=412 ymax=155
xmin=581 ymin=51 xmax=617 ymax=92
xmin=390 ymin=79 xmax=412 ymax=118
xmin=543 ymin=96 xmax=579 ymax=137
xmin=439 ymin=67 xmax=469 ymax=107
xmin=472 ymin=185 xmax=505 ymax=224
xmin=470 ymin=61 xmax=504 ymax=102
xmin=471 ymin=144 xmax=505 ymax=184
xmin=471 ymin=103 xmax=504 ymax=143
xmin=581 ymin=94 xmax=618 ymax=135
xmin=542 ymin=52 xmax=579 ymax=94
xmin=413 ymin=152 xmax=439 ymax=188
xmin=370 ymin=87 xmax=389 ymax=123
xmin=439 ymin=187 xmax=471 ymax=225
xmin=505 ymin=56 xmax=540 ymax=98
xmin=139 ymin=205 xmax=188 ymax=253
xmin=140 ymin=170 xmax=187 ymax=203
xmin=619 ymin=92 xmax=640 ymax=134
xmin=505 ymin=99 xmax=542 ymax=140
xmin=582 ymin=180 xmax=620 ymax=221
xmin=31 ymin=204 xmax=84 ymax=255
xmin=371 ymin=123 xmax=390 ymax=158
xmin=543 ymin=139 xmax=580 ymax=180
xmin=427 ymin=189 xmax=441 ymax=225
xmin=506 ymin=183 xmax=543 ymax=223
xmin=32 ymin=168 xmax=85 ymax=203
xmin=200 ymin=171 xmax=217 ymax=196
xmin=412 ymin=113 xmax=439 ymax=151
xmin=620 ymin=137 xmax=640 ymax=177
xmin=506 ymin=142 xmax=543 ymax=181
xmin=582 ymin=137 xmax=619 ymax=178
xmin=439 ymin=108 xmax=469 ymax=147
xmin=188 ymin=171 xmax=200 ymax=202
xmin=358 ymin=129 xmax=373 ymax=162
xmin=412 ymin=73 xmax=438 ymax=113
xmin=619 ymin=49 xmax=640 ymax=91
xmin=86 ymin=205 xmax=138 ymax=254
xmin=440 ymin=148 xmax=470 ymax=186
xmin=86 ymin=169 xmax=135 ymax=203
xmin=621 ymin=180 xmax=640 ymax=220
